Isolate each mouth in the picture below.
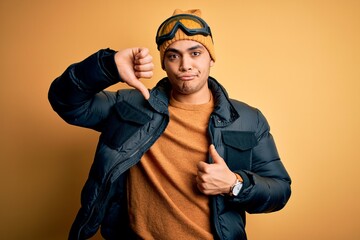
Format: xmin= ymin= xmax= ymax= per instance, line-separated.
xmin=178 ymin=74 xmax=197 ymax=81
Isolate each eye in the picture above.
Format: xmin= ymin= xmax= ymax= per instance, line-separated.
xmin=191 ymin=51 xmax=201 ymax=57
xmin=166 ymin=53 xmax=179 ymax=61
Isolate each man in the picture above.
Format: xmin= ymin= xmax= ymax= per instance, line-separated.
xmin=49 ymin=9 xmax=291 ymax=240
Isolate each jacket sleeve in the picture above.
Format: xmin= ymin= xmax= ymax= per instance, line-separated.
xmin=235 ymin=110 xmax=292 ymax=213
xmin=48 ymin=49 xmax=121 ymax=131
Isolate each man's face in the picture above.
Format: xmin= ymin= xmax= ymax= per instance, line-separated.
xmin=163 ymin=40 xmax=214 ymax=104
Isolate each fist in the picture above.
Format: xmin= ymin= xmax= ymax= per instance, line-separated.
xmin=114 ymin=48 xmax=154 ymax=99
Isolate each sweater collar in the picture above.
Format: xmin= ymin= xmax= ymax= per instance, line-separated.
xmin=148 ymin=77 xmax=239 ymax=127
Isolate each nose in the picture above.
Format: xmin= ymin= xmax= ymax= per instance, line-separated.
xmin=179 ymin=55 xmax=193 ymax=71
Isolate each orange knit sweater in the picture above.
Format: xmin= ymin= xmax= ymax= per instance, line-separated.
xmin=127 ymin=94 xmax=214 ymax=240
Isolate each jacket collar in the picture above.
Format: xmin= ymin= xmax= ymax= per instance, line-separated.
xmin=208 ymin=76 xmax=240 ymax=127
xmin=148 ymin=77 xmax=171 ymax=115
xmin=148 ymin=77 xmax=240 ymax=127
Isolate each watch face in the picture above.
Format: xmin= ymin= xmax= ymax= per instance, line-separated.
xmin=232 ymin=183 xmax=242 ymax=196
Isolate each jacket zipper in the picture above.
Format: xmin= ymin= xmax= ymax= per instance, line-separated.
xmin=76 ymin=117 xmax=168 ymax=239
xmin=208 ymin=115 xmax=223 ymax=240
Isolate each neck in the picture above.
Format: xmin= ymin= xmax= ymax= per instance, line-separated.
xmin=171 ymin=88 xmax=211 ymax=105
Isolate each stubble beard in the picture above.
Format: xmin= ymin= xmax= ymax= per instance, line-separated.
xmin=178 ymin=81 xmax=195 ymax=95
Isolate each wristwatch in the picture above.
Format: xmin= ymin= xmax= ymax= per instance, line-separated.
xmin=229 ymin=174 xmax=243 ymax=197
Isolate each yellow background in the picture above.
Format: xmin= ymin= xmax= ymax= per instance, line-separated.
xmin=1 ymin=0 xmax=359 ymax=239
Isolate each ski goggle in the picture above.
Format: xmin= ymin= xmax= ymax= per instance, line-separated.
xmin=156 ymin=14 xmax=213 ymax=49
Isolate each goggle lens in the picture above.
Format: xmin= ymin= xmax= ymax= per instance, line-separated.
xmin=156 ymin=14 xmax=212 ymax=49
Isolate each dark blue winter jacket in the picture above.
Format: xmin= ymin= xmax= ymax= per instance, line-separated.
xmin=48 ymin=49 xmax=291 ymax=240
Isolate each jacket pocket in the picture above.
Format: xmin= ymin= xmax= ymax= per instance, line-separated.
xmin=222 ymin=131 xmax=258 ymax=171
xmin=100 ymin=101 xmax=151 ymax=149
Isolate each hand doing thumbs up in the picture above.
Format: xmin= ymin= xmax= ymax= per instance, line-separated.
xmin=196 ymin=145 xmax=240 ymax=195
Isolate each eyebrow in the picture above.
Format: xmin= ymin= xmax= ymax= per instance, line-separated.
xmin=165 ymin=44 xmax=205 ymax=54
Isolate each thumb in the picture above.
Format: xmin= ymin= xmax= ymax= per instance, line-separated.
xmin=118 ymin=68 xmax=150 ymax=100
xmin=209 ymin=145 xmax=225 ymax=164
xmin=128 ymin=79 xmax=150 ymax=100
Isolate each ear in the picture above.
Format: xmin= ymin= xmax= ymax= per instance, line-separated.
xmin=210 ymin=59 xmax=215 ymax=67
